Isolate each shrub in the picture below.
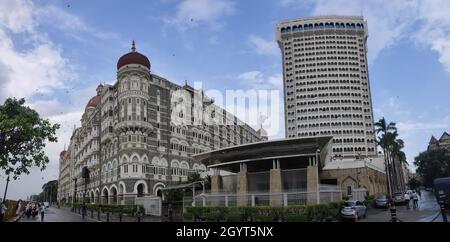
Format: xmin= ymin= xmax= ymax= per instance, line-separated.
xmin=254 ymin=214 xmax=274 ymax=222
xmin=284 ymin=214 xmax=306 ymax=222
xmin=183 ymin=212 xmax=194 ymax=221
xmin=224 ymin=213 xmax=242 ymax=222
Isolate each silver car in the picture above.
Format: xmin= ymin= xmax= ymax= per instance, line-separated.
xmin=375 ymin=195 xmax=388 ymax=208
xmin=341 ymin=200 xmax=367 ymax=220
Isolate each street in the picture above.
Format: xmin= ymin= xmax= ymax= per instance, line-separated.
xmin=363 ymin=190 xmax=446 ymax=222
xmin=19 ymin=206 xmax=98 ymax=222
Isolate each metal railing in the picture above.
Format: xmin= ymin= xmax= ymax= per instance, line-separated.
xmin=183 ymin=189 xmax=342 ymax=208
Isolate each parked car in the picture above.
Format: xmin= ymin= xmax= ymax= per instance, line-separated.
xmin=434 ymin=177 xmax=450 ymax=209
xmin=340 ymin=200 xmax=367 ymax=221
xmin=375 ymin=195 xmax=388 ymax=208
xmin=394 ymin=192 xmax=406 ymax=205
xmin=43 ymin=202 xmax=49 ymax=208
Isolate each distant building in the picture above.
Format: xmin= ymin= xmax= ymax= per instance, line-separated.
xmin=428 ymin=132 xmax=450 ymax=151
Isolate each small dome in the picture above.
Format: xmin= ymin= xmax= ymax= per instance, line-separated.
xmin=117 ymin=40 xmax=150 ymax=70
xmin=60 ymin=150 xmax=67 ymax=157
xmin=86 ymin=95 xmax=101 ymax=109
xmin=257 ymin=127 xmax=268 ymax=137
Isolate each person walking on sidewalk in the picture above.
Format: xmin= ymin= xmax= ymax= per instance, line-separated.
xmin=0 ymin=202 xmax=7 ymax=222
xmin=404 ymin=192 xmax=410 ymax=210
xmin=412 ymin=192 xmax=419 ymax=209
xmin=39 ymin=203 xmax=45 ymax=222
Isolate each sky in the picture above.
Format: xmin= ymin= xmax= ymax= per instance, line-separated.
xmin=2 ymin=0 xmax=450 ymax=199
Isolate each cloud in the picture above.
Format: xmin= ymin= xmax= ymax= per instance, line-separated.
xmin=0 ymin=0 xmax=111 ymax=199
xmin=164 ymin=0 xmax=235 ymax=32
xmin=238 ymin=71 xmax=282 ymax=90
xmin=0 ymin=28 xmax=75 ymax=100
xmin=35 ymin=5 xmax=119 ymax=41
xmin=397 ymin=121 xmax=450 ymax=132
xmin=0 ymin=0 xmax=35 ymax=33
xmin=248 ymin=35 xmax=280 ymax=56
xmin=292 ymin=0 xmax=450 ymax=73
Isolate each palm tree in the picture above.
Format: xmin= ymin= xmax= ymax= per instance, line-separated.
xmin=374 ymin=117 xmax=397 ymax=135
xmin=375 ymin=117 xmax=397 ymax=196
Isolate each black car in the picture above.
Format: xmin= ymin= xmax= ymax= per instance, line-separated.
xmin=434 ymin=177 xmax=450 ymax=209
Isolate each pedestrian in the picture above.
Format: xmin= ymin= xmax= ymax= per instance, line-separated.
xmin=0 ymin=202 xmax=7 ymax=222
xmin=15 ymin=200 xmax=22 ymax=215
xmin=39 ymin=203 xmax=45 ymax=222
xmin=404 ymin=192 xmax=410 ymax=210
xmin=412 ymin=192 xmax=419 ymax=209
xmin=25 ymin=203 xmax=31 ymax=219
xmin=418 ymin=190 xmax=421 ymax=198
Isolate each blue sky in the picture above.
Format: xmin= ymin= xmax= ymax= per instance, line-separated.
xmin=2 ymin=0 xmax=450 ymax=199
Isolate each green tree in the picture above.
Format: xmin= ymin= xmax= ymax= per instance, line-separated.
xmin=414 ymin=148 xmax=450 ymax=187
xmin=0 ymin=98 xmax=60 ymax=179
xmin=407 ymin=177 xmax=421 ymax=190
xmin=375 ymin=118 xmax=398 ymax=195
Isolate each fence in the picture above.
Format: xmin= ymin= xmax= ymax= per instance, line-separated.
xmin=349 ymin=188 xmax=368 ymax=201
xmin=183 ymin=188 xmax=342 ymax=209
xmin=135 ymin=196 xmax=162 ymax=217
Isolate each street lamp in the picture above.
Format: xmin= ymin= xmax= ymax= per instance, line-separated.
xmin=72 ymin=177 xmax=77 ymax=211
xmin=315 ymin=148 xmax=321 ymax=204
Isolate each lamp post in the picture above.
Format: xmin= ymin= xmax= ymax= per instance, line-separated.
xmin=315 ymin=149 xmax=321 ymax=204
xmin=72 ymin=177 xmax=77 ymax=211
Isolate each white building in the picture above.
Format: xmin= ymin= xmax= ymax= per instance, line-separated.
xmin=276 ymin=16 xmax=377 ymax=158
xmin=276 ymin=16 xmax=387 ymax=196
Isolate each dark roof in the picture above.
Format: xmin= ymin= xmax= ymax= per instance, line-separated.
xmin=60 ymin=150 xmax=67 ymax=157
xmin=193 ymin=136 xmax=333 ymax=167
xmin=429 ymin=135 xmax=439 ymax=144
xmin=439 ymin=132 xmax=450 ymax=141
xmin=86 ymin=95 xmax=101 ymax=108
xmin=117 ymin=51 xmax=150 ymax=70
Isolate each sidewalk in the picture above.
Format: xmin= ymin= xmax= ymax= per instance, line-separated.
xmin=62 ymin=206 xmax=162 ymax=222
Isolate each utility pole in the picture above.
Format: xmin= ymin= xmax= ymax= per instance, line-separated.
xmin=2 ymin=176 xmax=10 ymax=202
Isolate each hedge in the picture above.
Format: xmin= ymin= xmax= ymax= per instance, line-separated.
xmin=185 ymin=200 xmax=344 ymax=222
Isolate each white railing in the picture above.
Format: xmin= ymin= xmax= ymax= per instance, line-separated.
xmin=184 ymin=189 xmax=342 ymax=208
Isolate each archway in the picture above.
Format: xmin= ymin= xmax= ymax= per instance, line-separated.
xmin=111 ymin=186 xmax=118 ymax=204
xmin=95 ymin=190 xmax=100 ymax=204
xmin=102 ymin=188 xmax=109 ymax=204
xmin=119 ymin=182 xmax=126 ymax=205
xmin=137 ymin=184 xmax=144 ymax=197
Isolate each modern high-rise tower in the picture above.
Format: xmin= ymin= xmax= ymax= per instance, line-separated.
xmin=276 ymin=16 xmax=377 ymax=158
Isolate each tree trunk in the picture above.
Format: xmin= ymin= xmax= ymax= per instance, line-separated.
xmin=384 ymin=148 xmax=392 ymax=196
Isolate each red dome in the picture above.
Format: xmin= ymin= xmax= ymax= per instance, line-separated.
xmin=86 ymin=95 xmax=101 ymax=108
xmin=117 ymin=41 xmax=150 ymax=70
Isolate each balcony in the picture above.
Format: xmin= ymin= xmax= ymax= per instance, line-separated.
xmin=115 ymin=120 xmax=153 ymax=133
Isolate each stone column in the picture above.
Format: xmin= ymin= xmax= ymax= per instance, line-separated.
xmin=211 ymin=168 xmax=222 ymax=194
xmin=270 ymin=159 xmax=283 ymax=206
xmin=237 ymin=163 xmax=248 ymax=206
xmin=307 ymin=161 xmax=319 ymax=205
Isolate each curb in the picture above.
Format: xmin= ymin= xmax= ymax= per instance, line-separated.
xmin=430 ymin=211 xmax=442 ymax=222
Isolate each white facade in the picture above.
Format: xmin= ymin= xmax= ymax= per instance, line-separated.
xmin=276 ymin=16 xmax=377 ymax=158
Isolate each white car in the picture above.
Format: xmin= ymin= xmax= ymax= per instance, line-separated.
xmin=43 ymin=202 xmax=49 ymax=208
xmin=341 ymin=200 xmax=367 ymax=220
